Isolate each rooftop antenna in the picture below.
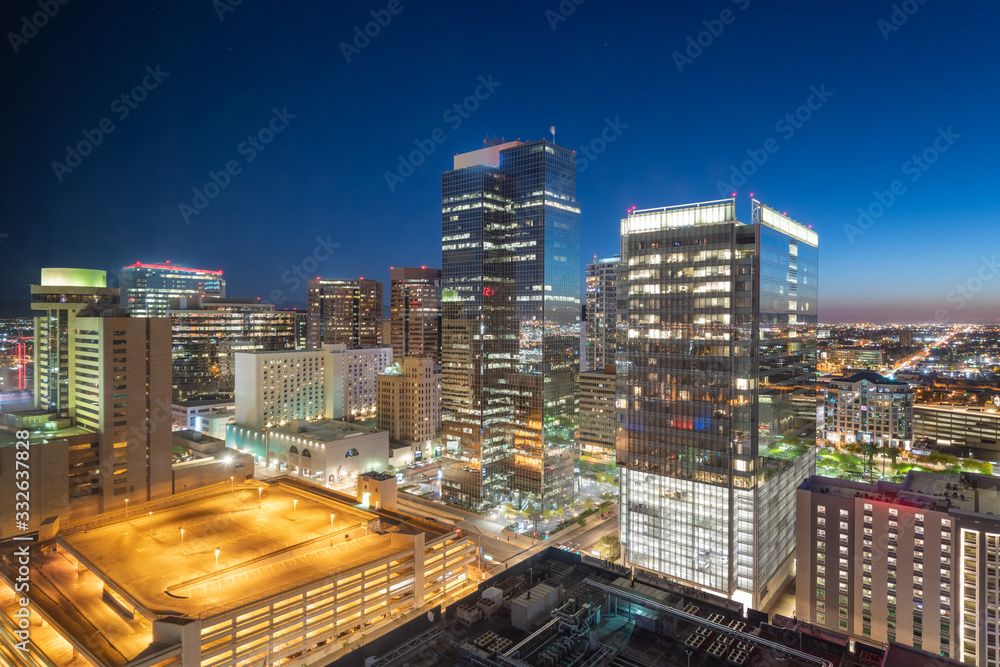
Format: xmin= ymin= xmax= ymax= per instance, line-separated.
xmin=550 ymin=125 xmax=556 ymax=144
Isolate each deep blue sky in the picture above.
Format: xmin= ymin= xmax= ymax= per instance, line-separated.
xmin=2 ymin=0 xmax=998 ymax=322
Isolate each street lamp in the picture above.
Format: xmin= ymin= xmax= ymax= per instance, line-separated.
xmin=148 ymin=511 xmax=153 ymax=535
xmin=124 ymin=498 xmax=129 ymax=520
xmin=686 ymin=649 xmax=693 ymax=667
xmin=180 ymin=528 xmax=185 ymax=547
xmin=230 ymin=476 xmax=234 ymax=494
xmin=293 ymin=499 xmax=298 ymax=521
xmin=257 ymin=486 xmax=263 ymax=508
xmin=215 ymin=548 xmax=220 ymax=571
xmin=330 ymin=514 xmax=335 ymax=531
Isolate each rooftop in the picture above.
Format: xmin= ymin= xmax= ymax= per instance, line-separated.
xmin=801 ymin=471 xmax=1000 ymax=517
xmin=270 ymin=417 xmax=383 ymax=443
xmin=834 ymin=370 xmax=907 ymax=386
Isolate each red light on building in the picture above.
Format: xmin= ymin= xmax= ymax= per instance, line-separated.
xmin=483 ymin=287 xmax=495 ymax=297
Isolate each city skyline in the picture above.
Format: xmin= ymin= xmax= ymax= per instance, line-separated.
xmin=2 ymin=2 xmax=998 ymax=323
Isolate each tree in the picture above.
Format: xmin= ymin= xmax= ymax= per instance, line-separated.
xmin=577 ymin=515 xmax=587 ymax=528
xmin=597 ymin=534 xmax=622 ymax=561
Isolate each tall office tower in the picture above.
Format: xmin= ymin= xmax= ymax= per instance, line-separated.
xmin=796 ymin=471 xmax=999 ymax=664
xmin=441 ymin=139 xmax=581 ymax=511
xmin=377 ymin=356 xmax=441 ymax=444
xmin=822 ymin=370 xmax=913 ymax=451
xmin=618 ymin=198 xmax=818 ymax=611
xmin=119 ymin=261 xmax=225 ymax=317
xmin=307 ymin=277 xmax=383 ymax=349
xmin=583 ymin=255 xmax=619 ymax=371
xmin=31 ymin=268 xmax=120 ymax=416
xmin=168 ymin=297 xmax=297 ymax=400
xmin=390 ymin=266 xmax=442 ymax=363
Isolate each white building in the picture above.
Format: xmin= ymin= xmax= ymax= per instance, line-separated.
xmin=234 ymin=344 xmax=392 ymax=430
xmin=227 ymin=418 xmax=389 ymax=485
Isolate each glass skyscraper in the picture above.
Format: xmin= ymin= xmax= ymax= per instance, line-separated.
xmin=617 ymin=198 xmax=818 ymax=611
xmin=441 ymin=139 xmax=581 ymax=512
xmin=119 ymin=261 xmax=225 ymax=317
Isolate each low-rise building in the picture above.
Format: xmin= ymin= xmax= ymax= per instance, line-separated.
xmin=227 ymin=418 xmax=389 ymax=486
xmin=914 ymin=404 xmax=1000 ymax=460
xmin=821 ymin=347 xmax=884 ymax=371
xmin=172 ymin=396 xmax=235 ymax=430
xmin=1 ymin=478 xmax=474 ymax=667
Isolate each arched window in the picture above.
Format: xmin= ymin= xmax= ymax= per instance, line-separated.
xmin=345 ymin=448 xmax=359 ymax=458
xmin=302 ymin=448 xmax=311 ymax=458
xmin=289 ymin=445 xmax=299 ymax=455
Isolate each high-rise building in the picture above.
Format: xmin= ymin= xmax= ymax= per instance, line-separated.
xmin=441 ymin=139 xmax=581 ymax=511
xmin=119 ymin=261 xmax=225 ymax=317
xmin=31 ymin=267 xmax=120 ymax=416
xmin=583 ymin=255 xmax=619 ymax=371
xmin=822 ymin=370 xmax=913 ymax=450
xmin=168 ymin=297 xmax=297 ymax=400
xmin=2 ymin=269 xmax=173 ymax=537
xmin=577 ymin=365 xmax=616 ymax=462
xmin=796 ymin=471 xmax=999 ymax=664
xmin=233 ymin=343 xmax=392 ymax=430
xmin=306 ymin=277 xmax=383 ymax=349
xmin=617 ymin=198 xmax=818 ymax=611
xmin=377 ymin=356 xmax=441 ymax=444
xmin=390 ymin=266 xmax=442 ymax=363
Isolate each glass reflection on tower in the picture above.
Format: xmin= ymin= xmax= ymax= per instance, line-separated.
xmin=441 ymin=139 xmax=581 ymax=512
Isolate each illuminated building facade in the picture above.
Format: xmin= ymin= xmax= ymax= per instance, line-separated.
xmin=1 ymin=269 xmax=173 ymax=537
xmin=822 ymin=370 xmax=913 ymax=450
xmin=31 ymin=268 xmax=120 ymax=417
xmin=441 ymin=139 xmax=581 ymax=511
xmin=377 ymin=356 xmax=441 ymax=444
xmin=119 ymin=261 xmax=225 ymax=317
xmin=583 ymin=255 xmax=619 ymax=371
xmin=9 ymin=480 xmax=474 ymax=667
xmin=307 ymin=277 xmax=383 ymax=349
xmin=168 ymin=296 xmax=297 ymax=400
xmin=577 ymin=365 xmax=616 ymax=462
xmin=233 ymin=344 xmax=392 ymax=430
xmin=797 ymin=472 xmax=1000 ymax=665
xmin=617 ymin=198 xmax=818 ymax=610
xmin=913 ymin=404 xmax=1000 ymax=459
xmin=390 ymin=266 xmax=442 ymax=363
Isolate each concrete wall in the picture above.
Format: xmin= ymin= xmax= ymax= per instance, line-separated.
xmin=172 ymin=450 xmax=253 ymax=495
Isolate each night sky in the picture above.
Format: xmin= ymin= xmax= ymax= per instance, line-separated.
xmin=2 ymin=0 xmax=998 ymax=323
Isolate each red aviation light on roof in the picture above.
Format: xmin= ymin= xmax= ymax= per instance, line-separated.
xmin=122 ymin=262 xmax=223 ymax=275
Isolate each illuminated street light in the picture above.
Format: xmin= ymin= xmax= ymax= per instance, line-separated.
xmin=180 ymin=528 xmax=185 ymax=547
xmin=258 ymin=486 xmax=263 ymax=508
xmin=124 ymin=498 xmax=129 ymax=520
xmin=148 ymin=511 xmax=152 ymax=535
xmin=330 ymin=514 xmax=335 ymax=531
xmin=230 ymin=476 xmax=234 ymax=494
xmin=215 ymin=548 xmax=220 ymax=571
xmin=293 ymin=498 xmax=298 ymax=521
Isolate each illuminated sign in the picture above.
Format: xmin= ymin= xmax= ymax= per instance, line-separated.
xmin=483 ymin=287 xmax=495 ymax=296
